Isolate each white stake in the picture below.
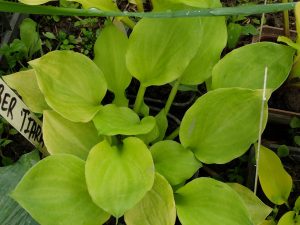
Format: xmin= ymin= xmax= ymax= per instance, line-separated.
xmin=254 ymin=66 xmax=268 ymax=195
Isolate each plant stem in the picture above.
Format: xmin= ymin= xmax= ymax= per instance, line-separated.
xmin=118 ymin=16 xmax=135 ymax=29
xmin=135 ymin=0 xmax=144 ymax=12
xmin=0 ymin=0 xmax=297 ymax=18
xmin=165 ymin=127 xmax=180 ymax=140
xmin=282 ymin=0 xmax=290 ymax=37
xmin=133 ymin=85 xmax=146 ymax=114
xmin=164 ymin=79 xmax=180 ymax=115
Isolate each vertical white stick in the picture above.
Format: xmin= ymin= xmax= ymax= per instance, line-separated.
xmin=254 ymin=66 xmax=268 ymax=195
xmin=258 ymin=0 xmax=268 ymax=42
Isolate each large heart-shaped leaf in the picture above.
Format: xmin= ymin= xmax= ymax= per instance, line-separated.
xmin=212 ymin=42 xmax=295 ymax=90
xmin=257 ymin=145 xmax=292 ymax=205
xmin=71 ymin=0 xmax=118 ymax=11
xmin=85 ymin=137 xmax=155 ymax=218
xmin=150 ymin=140 xmax=201 ymax=186
xmin=92 ymin=104 xmax=155 ymax=136
xmin=43 ymin=110 xmax=102 ymax=160
xmin=11 ymin=154 xmax=110 ymax=225
xmin=175 ymin=178 xmax=253 ymax=225
xmin=0 ymin=151 xmax=39 ymax=225
xmin=29 ymin=50 xmax=107 ymax=123
xmin=124 ymin=173 xmax=176 ymax=225
xmin=3 ymin=69 xmax=49 ymax=113
xmin=228 ymin=183 xmax=272 ymax=225
xmin=94 ymin=23 xmax=131 ymax=106
xmin=180 ymin=88 xmax=268 ymax=164
xmin=126 ymin=18 xmax=202 ymax=87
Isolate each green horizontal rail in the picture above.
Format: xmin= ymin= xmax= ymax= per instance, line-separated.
xmin=0 ymin=0 xmax=297 ymax=18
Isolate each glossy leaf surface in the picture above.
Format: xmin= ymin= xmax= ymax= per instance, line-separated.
xmin=43 ymin=110 xmax=102 ymax=160
xmin=180 ymin=88 xmax=267 ymax=164
xmin=29 ymin=51 xmax=107 ymax=122
xmin=85 ymin=137 xmax=155 ymax=218
xmin=126 ymin=18 xmax=202 ymax=87
xmin=150 ymin=140 xmax=201 ymax=186
xmin=0 ymin=151 xmax=39 ymax=225
xmin=12 ymin=155 xmax=110 ymax=225
xmin=124 ymin=173 xmax=176 ymax=225
xmin=212 ymin=42 xmax=294 ymax=90
xmin=228 ymin=183 xmax=272 ymax=225
xmin=93 ymin=104 xmax=155 ymax=136
xmin=175 ymin=178 xmax=253 ymax=225
xmin=94 ymin=23 xmax=131 ymax=106
xmin=3 ymin=69 xmax=49 ymax=113
xmin=258 ymin=145 xmax=292 ymax=205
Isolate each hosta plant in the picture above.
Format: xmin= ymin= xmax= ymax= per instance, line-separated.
xmin=1 ymin=0 xmax=298 ymax=224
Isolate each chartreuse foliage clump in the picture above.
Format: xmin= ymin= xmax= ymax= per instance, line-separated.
xmin=2 ymin=0 xmax=298 ymax=224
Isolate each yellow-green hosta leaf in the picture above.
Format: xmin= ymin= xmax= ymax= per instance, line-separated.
xmin=180 ymin=88 xmax=268 ymax=164
xmin=295 ymin=196 xmax=300 ymax=212
xmin=43 ymin=110 xmax=102 ymax=160
xmin=29 ymin=51 xmax=107 ymax=123
xmin=72 ymin=0 xmax=118 ymax=11
xmin=228 ymin=183 xmax=272 ymax=225
xmin=259 ymin=220 xmax=276 ymax=225
xmin=278 ymin=36 xmax=300 ymax=51
xmin=85 ymin=137 xmax=155 ymax=218
xmin=92 ymin=104 xmax=155 ymax=136
xmin=180 ymin=16 xmax=227 ymax=85
xmin=278 ymin=211 xmax=300 ymax=225
xmin=258 ymin=145 xmax=292 ymax=205
xmin=124 ymin=173 xmax=176 ymax=225
xmin=126 ymin=18 xmax=202 ymax=87
xmin=3 ymin=69 xmax=49 ymax=113
xmin=11 ymin=155 xmax=110 ymax=225
xmin=150 ymin=140 xmax=201 ymax=186
xmin=94 ymin=23 xmax=131 ymax=106
xmin=175 ymin=178 xmax=253 ymax=225
xmin=18 ymin=0 xmax=49 ymax=5
xmin=212 ymin=42 xmax=295 ymax=91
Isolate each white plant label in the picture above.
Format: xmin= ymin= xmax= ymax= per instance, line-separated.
xmin=0 ymin=78 xmax=44 ymax=149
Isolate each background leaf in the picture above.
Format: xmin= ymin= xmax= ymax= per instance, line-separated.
xmin=277 ymin=211 xmax=299 ymax=225
xmin=175 ymin=178 xmax=253 ymax=225
xmin=0 ymin=151 xmax=39 ymax=225
xmin=94 ymin=23 xmax=131 ymax=106
xmin=124 ymin=173 xmax=176 ymax=225
xmin=180 ymin=88 xmax=267 ymax=164
xmin=150 ymin=140 xmax=201 ymax=186
xmin=29 ymin=50 xmax=107 ymax=122
xmin=85 ymin=137 xmax=155 ymax=218
xmin=43 ymin=110 xmax=102 ymax=160
xmin=257 ymin=145 xmax=292 ymax=205
xmin=212 ymin=42 xmax=295 ymax=91
xmin=3 ymin=69 xmax=50 ymax=113
xmin=12 ymin=154 xmax=110 ymax=225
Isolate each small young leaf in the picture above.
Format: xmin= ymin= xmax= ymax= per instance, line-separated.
xmin=294 ymin=136 xmax=300 ymax=146
xmin=150 ymin=140 xmax=201 ymax=186
xmin=29 ymin=51 xmax=107 ymax=122
xmin=294 ymin=196 xmax=300 ymax=212
xmin=92 ymin=104 xmax=155 ymax=136
xmin=277 ymin=145 xmax=290 ymax=158
xmin=258 ymin=145 xmax=292 ymax=205
xmin=228 ymin=183 xmax=272 ymax=225
xmin=11 ymin=155 xmax=110 ymax=225
xmin=124 ymin=173 xmax=176 ymax=225
xmin=94 ymin=23 xmax=131 ymax=107
xmin=175 ymin=178 xmax=253 ymax=225
xmin=212 ymin=42 xmax=295 ymax=91
xmin=3 ymin=69 xmax=50 ymax=113
xmin=43 ymin=110 xmax=102 ymax=160
xmin=43 ymin=32 xmax=56 ymax=40
xmin=126 ymin=18 xmax=202 ymax=87
xmin=180 ymin=88 xmax=267 ymax=164
xmin=20 ymin=18 xmax=41 ymax=58
xmin=290 ymin=117 xmax=300 ymax=129
xmin=227 ymin=23 xmax=243 ymax=49
xmin=85 ymin=137 xmax=155 ymax=218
